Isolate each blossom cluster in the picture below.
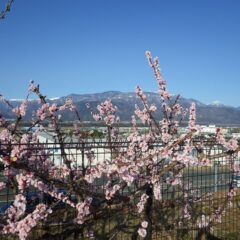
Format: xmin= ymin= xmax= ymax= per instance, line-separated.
xmin=92 ymin=99 xmax=118 ymax=126
xmin=16 ymin=173 xmax=75 ymax=207
xmin=6 ymin=194 xmax=26 ymax=222
xmin=216 ymin=128 xmax=238 ymax=152
xmin=105 ymin=183 xmax=121 ymax=200
xmin=74 ymin=197 xmax=92 ymax=225
xmin=188 ymin=103 xmax=196 ymax=130
xmin=3 ymin=203 xmax=52 ymax=240
xmin=137 ymin=193 xmax=149 ymax=213
xmin=12 ymin=100 xmax=28 ymax=117
xmin=145 ymin=51 xmax=170 ymax=100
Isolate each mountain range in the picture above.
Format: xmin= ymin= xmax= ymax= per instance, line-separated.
xmin=1 ymin=91 xmax=240 ymax=125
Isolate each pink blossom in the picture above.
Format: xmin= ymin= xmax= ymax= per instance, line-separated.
xmin=36 ymin=103 xmax=49 ymax=120
xmin=92 ymin=113 xmax=102 ymax=121
xmin=11 ymin=146 xmax=21 ymax=158
xmin=216 ymin=128 xmax=238 ymax=152
xmin=16 ymin=174 xmax=30 ymax=192
xmin=121 ymin=171 xmax=135 ymax=185
xmin=138 ymin=228 xmax=147 ymax=238
xmin=16 ymin=173 xmax=75 ymax=207
xmin=188 ymin=103 xmax=196 ymax=130
xmin=153 ymin=182 xmax=162 ymax=201
xmin=137 ymin=193 xmax=149 ymax=213
xmin=3 ymin=203 xmax=52 ymax=240
xmin=12 ymin=101 xmax=28 ymax=117
xmin=50 ymin=164 xmax=70 ymax=180
xmin=6 ymin=194 xmax=26 ymax=221
xmin=0 ymin=182 xmax=6 ymax=191
xmin=161 ymin=133 xmax=172 ymax=143
xmin=49 ymin=103 xmax=58 ymax=113
xmin=149 ymin=104 xmax=157 ymax=112
xmin=145 ymin=51 xmax=170 ymax=100
xmin=85 ymin=165 xmax=103 ymax=183
xmin=0 ymin=129 xmax=12 ymax=141
xmin=20 ymin=134 xmax=30 ymax=144
xmin=135 ymin=85 xmax=143 ymax=97
xmin=172 ymin=103 xmax=182 ymax=115
xmin=216 ymin=128 xmax=226 ymax=145
xmin=94 ymin=99 xmax=118 ymax=126
xmin=105 ymin=184 xmax=121 ymax=200
xmin=104 ymin=114 xmax=115 ymax=126
xmin=75 ymin=198 xmax=92 ymax=225
xmin=135 ymin=105 xmax=151 ymax=124
xmin=135 ymin=86 xmax=147 ymax=102
xmin=141 ymin=221 xmax=148 ymax=228
xmin=198 ymin=157 xmax=212 ymax=167
xmin=226 ymin=138 xmax=238 ymax=151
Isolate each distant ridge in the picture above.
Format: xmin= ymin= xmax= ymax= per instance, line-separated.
xmin=1 ymin=91 xmax=240 ymax=124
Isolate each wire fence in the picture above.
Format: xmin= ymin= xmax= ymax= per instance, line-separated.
xmin=0 ymin=140 xmax=240 ymax=239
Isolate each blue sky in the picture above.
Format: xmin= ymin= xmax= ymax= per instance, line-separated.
xmin=1 ymin=0 xmax=240 ymax=106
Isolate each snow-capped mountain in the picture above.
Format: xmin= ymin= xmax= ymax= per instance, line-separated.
xmin=1 ymin=91 xmax=240 ymax=124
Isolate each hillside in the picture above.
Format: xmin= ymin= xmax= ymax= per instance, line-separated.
xmin=1 ymin=92 xmax=240 ymax=125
